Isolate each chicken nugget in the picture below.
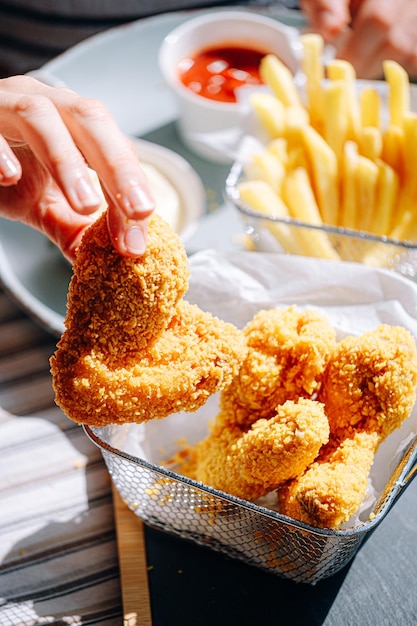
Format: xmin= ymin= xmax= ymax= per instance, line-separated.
xmin=64 ymin=211 xmax=189 ymax=359
xmin=221 ymin=306 xmax=336 ymax=425
xmin=193 ymin=398 xmax=329 ymax=501
xmin=277 ymin=431 xmax=379 ymax=529
xmin=319 ymin=324 xmax=417 ymax=441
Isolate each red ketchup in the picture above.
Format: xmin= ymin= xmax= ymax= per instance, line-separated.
xmin=177 ymin=45 xmax=266 ymax=103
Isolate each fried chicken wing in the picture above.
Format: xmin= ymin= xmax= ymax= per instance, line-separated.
xmin=186 ymin=308 xmax=417 ymax=529
xmin=192 ymin=398 xmax=330 ymax=501
xmin=64 ymin=209 xmax=189 ymax=359
xmin=221 ymin=306 xmax=337 ymax=426
xmin=277 ymin=325 xmax=417 ymax=529
xmin=319 ymin=324 xmax=417 ymax=442
xmin=51 ymin=212 xmax=247 ymax=426
xmin=277 ymin=432 xmax=379 ymax=529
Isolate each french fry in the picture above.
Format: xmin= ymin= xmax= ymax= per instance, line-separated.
xmin=285 ymin=105 xmax=310 ymax=147
xmin=360 ymin=86 xmax=381 ymax=127
xmin=237 ymin=180 xmax=304 ymax=254
xmin=287 ymin=145 xmax=309 ymax=171
xmin=282 ymin=167 xmax=340 ymax=259
xmin=300 ymin=33 xmax=325 ymax=133
xmin=383 ymin=60 xmax=410 ymax=128
xmin=324 ymin=79 xmax=349 ymax=160
xmin=301 ymin=125 xmax=339 ymax=226
xmin=359 ymin=126 xmax=383 ymax=161
xmin=245 ymin=151 xmax=285 ymax=194
xmin=355 ymin=155 xmax=379 ymax=233
xmin=402 ymin=112 xmax=417 ymax=178
xmin=389 ymin=208 xmax=417 ymax=242
xmin=259 ymin=54 xmax=303 ymax=108
xmin=249 ymin=92 xmax=286 ymax=138
xmin=266 ymin=137 xmax=288 ymax=167
xmin=382 ymin=124 xmax=405 ymax=175
xmin=326 ymin=59 xmax=360 ymax=142
xmin=373 ymin=159 xmax=398 ymax=236
xmin=362 ymin=208 xmax=416 ymax=267
xmin=340 ymin=141 xmax=359 ymax=229
xmin=393 ymin=113 xmax=417 ymax=223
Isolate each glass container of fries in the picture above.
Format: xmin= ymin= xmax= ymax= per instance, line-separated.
xmin=225 ymin=160 xmax=417 ymax=280
xmin=84 ymin=421 xmax=417 ymax=584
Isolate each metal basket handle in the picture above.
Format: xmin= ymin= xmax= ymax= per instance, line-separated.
xmin=389 ymin=438 xmax=417 ymax=506
xmin=401 ymin=458 xmax=417 ymax=489
xmin=371 ymin=437 xmax=417 ymax=520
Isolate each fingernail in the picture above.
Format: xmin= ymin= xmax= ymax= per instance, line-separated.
xmin=0 ymin=153 xmax=19 ymax=180
xmin=75 ymin=176 xmax=101 ymax=210
xmin=124 ymin=225 xmax=146 ymax=255
xmin=124 ymin=184 xmax=154 ymax=213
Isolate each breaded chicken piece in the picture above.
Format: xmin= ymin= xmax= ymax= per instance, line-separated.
xmin=192 ymin=398 xmax=330 ymax=501
xmin=277 ymin=432 xmax=379 ymax=529
xmin=64 ymin=210 xmax=189 ymax=360
xmin=277 ymin=325 xmax=417 ymax=529
xmin=319 ymin=324 xmax=417 ymax=442
xmin=219 ymin=306 xmax=336 ymax=426
xmin=51 ymin=212 xmax=247 ymax=426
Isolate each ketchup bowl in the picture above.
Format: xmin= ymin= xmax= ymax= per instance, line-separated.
xmin=159 ymin=10 xmax=301 ymax=162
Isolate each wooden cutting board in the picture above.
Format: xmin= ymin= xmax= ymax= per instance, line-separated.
xmin=112 ymin=485 xmax=153 ymax=625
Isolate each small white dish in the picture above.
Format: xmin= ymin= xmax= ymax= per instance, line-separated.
xmin=158 ymin=10 xmax=302 ymax=163
xmin=132 ymin=138 xmax=205 ymax=242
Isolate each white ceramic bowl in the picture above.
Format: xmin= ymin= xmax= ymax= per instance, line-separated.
xmin=132 ymin=138 xmax=205 ymax=242
xmin=158 ymin=10 xmax=301 ymax=163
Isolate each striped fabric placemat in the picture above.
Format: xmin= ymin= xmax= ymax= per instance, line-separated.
xmin=0 ymin=288 xmax=124 ymax=625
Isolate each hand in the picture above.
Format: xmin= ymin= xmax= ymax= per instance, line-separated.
xmin=300 ymin=0 xmax=417 ymax=79
xmin=0 ymin=75 xmax=155 ymax=262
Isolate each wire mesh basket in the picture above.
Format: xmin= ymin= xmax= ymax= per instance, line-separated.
xmin=224 ymin=161 xmax=417 ymax=281
xmin=84 ymin=422 xmax=417 ymax=584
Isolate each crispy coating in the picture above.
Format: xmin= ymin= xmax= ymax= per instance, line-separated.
xmin=63 ymin=211 xmax=190 ymax=359
xmin=192 ymin=398 xmax=330 ymax=501
xmin=220 ymin=306 xmax=337 ymax=425
xmin=277 ymin=432 xmax=379 ymax=529
xmin=319 ymin=324 xmax=417 ymax=442
xmin=187 ymin=309 xmax=417 ymax=528
xmin=51 ymin=212 xmax=247 ymax=426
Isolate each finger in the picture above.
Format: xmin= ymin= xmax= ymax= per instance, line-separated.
xmin=107 ymin=201 xmax=149 ymax=257
xmin=301 ymin=0 xmax=350 ymax=39
xmin=335 ymin=1 xmax=409 ymax=78
xmin=4 ymin=77 xmax=156 ymax=256
xmin=0 ymin=81 xmax=102 ymax=214
xmin=0 ymin=136 xmax=21 ymax=185
xmin=335 ymin=27 xmax=385 ymax=78
xmin=0 ymin=174 xmax=95 ymax=263
xmin=2 ymin=77 xmax=155 ymax=222
xmin=53 ymin=93 xmax=156 ymax=222
xmin=47 ymin=89 xmax=156 ymax=256
xmin=40 ymin=199 xmax=96 ymax=262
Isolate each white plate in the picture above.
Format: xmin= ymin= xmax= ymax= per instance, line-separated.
xmin=0 ymin=8 xmax=305 ymax=337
